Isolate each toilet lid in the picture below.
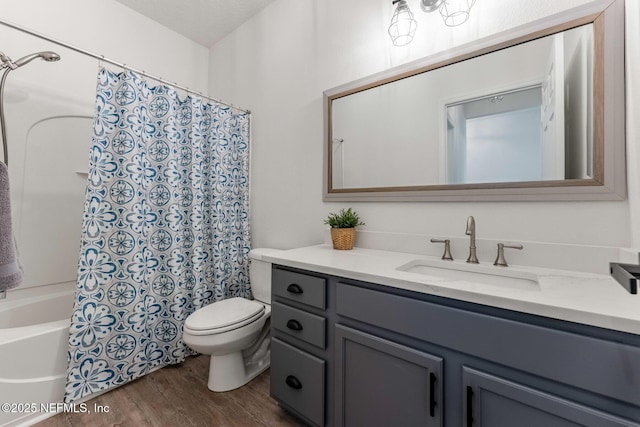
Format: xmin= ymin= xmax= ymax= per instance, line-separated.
xmin=185 ymin=297 xmax=265 ymax=331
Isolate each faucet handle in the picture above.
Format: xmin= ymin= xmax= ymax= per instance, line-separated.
xmin=430 ymin=238 xmax=453 ymax=261
xmin=494 ymin=243 xmax=523 ymax=267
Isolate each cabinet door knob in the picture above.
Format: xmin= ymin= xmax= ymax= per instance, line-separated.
xmin=286 ymin=283 xmax=304 ymax=294
xmin=285 ymin=375 xmax=303 ymax=390
xmin=286 ymin=319 xmax=303 ymax=331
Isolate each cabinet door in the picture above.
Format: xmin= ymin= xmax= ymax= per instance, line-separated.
xmin=463 ymin=367 xmax=639 ymax=427
xmin=335 ymin=325 xmax=443 ymax=427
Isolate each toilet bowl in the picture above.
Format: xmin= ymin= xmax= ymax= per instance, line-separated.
xmin=183 ymin=248 xmax=279 ymax=392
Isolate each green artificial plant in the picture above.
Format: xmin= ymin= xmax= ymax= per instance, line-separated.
xmin=324 ymin=208 xmax=365 ymax=229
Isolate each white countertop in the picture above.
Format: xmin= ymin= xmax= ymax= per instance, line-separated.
xmin=263 ymin=244 xmax=640 ymax=335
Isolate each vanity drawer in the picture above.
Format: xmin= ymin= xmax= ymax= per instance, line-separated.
xmin=272 ymin=301 xmax=326 ymax=349
xmin=271 ymin=337 xmax=325 ymax=426
xmin=272 ymin=268 xmax=326 ymax=309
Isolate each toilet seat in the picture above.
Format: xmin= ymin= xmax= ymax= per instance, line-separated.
xmin=184 ymin=297 xmax=265 ymax=336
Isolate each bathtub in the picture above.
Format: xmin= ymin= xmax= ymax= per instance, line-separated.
xmin=0 ymin=284 xmax=75 ymax=427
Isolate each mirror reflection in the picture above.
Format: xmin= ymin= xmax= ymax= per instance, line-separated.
xmin=330 ymin=24 xmax=593 ymax=189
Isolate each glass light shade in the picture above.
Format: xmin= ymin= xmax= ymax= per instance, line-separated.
xmin=420 ymin=0 xmax=443 ymax=13
xmin=440 ymin=0 xmax=476 ymax=27
xmin=388 ymin=0 xmax=418 ymax=46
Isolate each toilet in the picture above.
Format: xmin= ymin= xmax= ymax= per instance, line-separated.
xmin=183 ymin=248 xmax=279 ymax=392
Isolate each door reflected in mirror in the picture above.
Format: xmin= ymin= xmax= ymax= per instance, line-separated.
xmin=446 ymin=86 xmax=546 ymax=184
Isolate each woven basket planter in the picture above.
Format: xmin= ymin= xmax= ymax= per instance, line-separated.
xmin=330 ymin=227 xmax=356 ymax=250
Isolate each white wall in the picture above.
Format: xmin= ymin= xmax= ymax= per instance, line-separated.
xmin=208 ymin=0 xmax=634 ymax=252
xmin=333 ymin=79 xmax=436 ymax=188
xmin=2 ymin=0 xmax=209 ymax=92
xmin=1 ymin=0 xmax=210 ymax=290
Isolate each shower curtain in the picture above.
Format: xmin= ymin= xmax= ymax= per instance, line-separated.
xmin=65 ymin=68 xmax=251 ymax=402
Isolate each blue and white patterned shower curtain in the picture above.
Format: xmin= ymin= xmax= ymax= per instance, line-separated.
xmin=64 ymin=68 xmax=251 ymax=402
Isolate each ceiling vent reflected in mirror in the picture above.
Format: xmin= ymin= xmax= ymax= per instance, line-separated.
xmin=389 ymin=0 xmax=476 ymax=46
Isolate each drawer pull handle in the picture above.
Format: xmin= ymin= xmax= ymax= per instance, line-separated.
xmin=466 ymin=386 xmax=474 ymax=426
xmin=285 ymin=375 xmax=303 ymax=390
xmin=429 ymin=372 xmax=437 ymax=417
xmin=286 ymin=319 xmax=303 ymax=331
xmin=286 ymin=283 xmax=304 ymax=294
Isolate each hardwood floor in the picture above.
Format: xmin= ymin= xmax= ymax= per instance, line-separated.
xmin=35 ymin=355 xmax=304 ymax=427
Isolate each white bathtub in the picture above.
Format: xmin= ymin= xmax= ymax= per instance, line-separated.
xmin=0 ymin=284 xmax=75 ymax=427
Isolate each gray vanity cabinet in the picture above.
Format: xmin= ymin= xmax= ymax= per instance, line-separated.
xmin=270 ymin=265 xmax=640 ymax=426
xmin=336 ymin=281 xmax=640 ymax=426
xmin=334 ymin=325 xmax=443 ymax=426
xmin=270 ymin=267 xmax=331 ymax=426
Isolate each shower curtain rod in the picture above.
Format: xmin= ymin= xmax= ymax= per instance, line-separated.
xmin=0 ymin=18 xmax=251 ymax=114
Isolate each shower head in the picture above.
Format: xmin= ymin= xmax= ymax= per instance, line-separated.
xmin=0 ymin=50 xmax=61 ymax=167
xmin=13 ymin=51 xmax=61 ymax=68
xmin=0 ymin=52 xmax=16 ymax=70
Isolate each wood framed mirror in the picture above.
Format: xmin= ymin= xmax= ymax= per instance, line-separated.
xmin=323 ymin=0 xmax=625 ymax=202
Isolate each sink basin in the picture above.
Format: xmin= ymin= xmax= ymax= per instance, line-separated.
xmin=396 ymin=259 xmax=539 ymax=290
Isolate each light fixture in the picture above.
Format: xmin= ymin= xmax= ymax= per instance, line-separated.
xmin=439 ymin=0 xmax=476 ymax=27
xmin=389 ymin=0 xmax=476 ymax=46
xmin=420 ymin=0 xmax=443 ymax=13
xmin=388 ymin=0 xmax=418 ymax=47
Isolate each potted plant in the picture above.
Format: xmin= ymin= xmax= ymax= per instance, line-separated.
xmin=324 ymin=208 xmax=365 ymax=250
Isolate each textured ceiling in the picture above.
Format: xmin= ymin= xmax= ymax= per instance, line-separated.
xmin=114 ymin=0 xmax=275 ymax=47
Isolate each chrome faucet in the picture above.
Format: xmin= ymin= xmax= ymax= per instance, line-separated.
xmin=465 ymin=216 xmax=479 ymax=264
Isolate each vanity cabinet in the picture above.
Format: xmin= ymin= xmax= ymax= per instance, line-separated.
xmin=337 ymin=281 xmax=640 ymax=426
xmin=270 ymin=267 xmax=331 ymax=426
xmin=270 ymin=265 xmax=640 ymax=426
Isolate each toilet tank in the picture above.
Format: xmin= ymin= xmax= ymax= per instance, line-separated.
xmin=249 ymin=248 xmax=281 ymax=304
